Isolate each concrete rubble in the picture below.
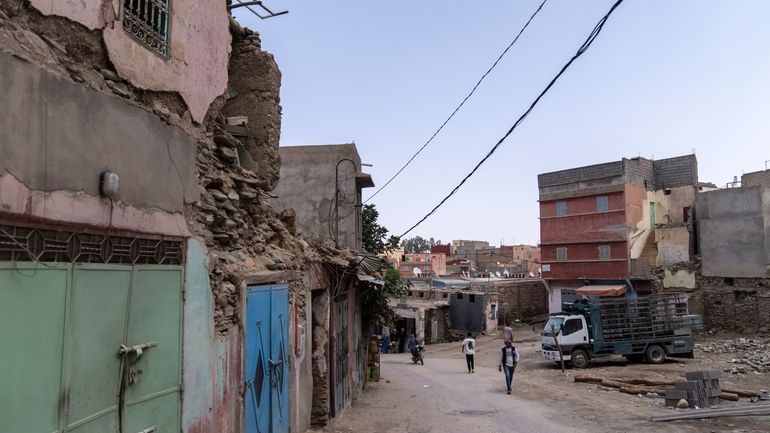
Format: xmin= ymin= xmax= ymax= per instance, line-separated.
xmin=698 ymin=338 xmax=770 ymax=374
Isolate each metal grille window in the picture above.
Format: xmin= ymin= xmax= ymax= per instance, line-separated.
xmin=122 ymin=0 xmax=170 ymax=58
xmin=598 ymin=245 xmax=611 ymax=260
xmin=596 ymin=196 xmax=609 ymax=212
xmin=556 ymin=247 xmax=568 ymax=262
xmin=555 ymin=201 xmax=567 ymax=216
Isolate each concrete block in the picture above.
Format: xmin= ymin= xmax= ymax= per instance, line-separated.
xmin=665 ymin=390 xmax=687 ymax=400
xmin=676 ymin=381 xmax=700 ymax=391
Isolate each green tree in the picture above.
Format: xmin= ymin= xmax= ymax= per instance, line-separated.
xmin=361 ymin=204 xmax=400 ymax=255
xmin=361 ymin=264 xmax=405 ymax=326
xmin=401 ymin=236 xmax=443 ymax=253
xmin=359 ymin=204 xmax=404 ymax=326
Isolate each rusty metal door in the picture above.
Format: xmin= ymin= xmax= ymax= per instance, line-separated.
xmin=332 ymin=295 xmax=349 ymax=417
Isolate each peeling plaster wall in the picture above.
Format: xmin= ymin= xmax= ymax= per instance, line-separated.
xmin=0 ymin=51 xmax=199 ymax=213
xmin=663 ymin=269 xmax=695 ymax=289
xmin=29 ymin=0 xmax=230 ymax=122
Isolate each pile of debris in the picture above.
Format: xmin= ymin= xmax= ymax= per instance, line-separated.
xmin=698 ymin=338 xmax=770 ymax=374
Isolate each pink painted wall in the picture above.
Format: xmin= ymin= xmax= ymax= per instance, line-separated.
xmin=0 ymin=172 xmax=189 ymax=237
xmin=29 ymin=0 xmax=231 ymax=122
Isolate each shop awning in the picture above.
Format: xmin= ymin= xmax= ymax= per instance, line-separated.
xmin=575 ymin=284 xmax=627 ymax=297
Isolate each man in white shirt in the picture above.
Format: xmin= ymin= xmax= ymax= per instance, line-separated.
xmin=461 ymin=332 xmax=476 ymax=373
xmin=498 ymin=339 xmax=519 ymax=394
xmin=502 ymin=322 xmax=514 ymax=343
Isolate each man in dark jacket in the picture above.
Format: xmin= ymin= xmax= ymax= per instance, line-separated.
xmin=498 ymin=340 xmax=519 ymax=394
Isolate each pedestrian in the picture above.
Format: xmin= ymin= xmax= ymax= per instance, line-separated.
xmin=398 ymin=328 xmax=406 ymax=353
xmin=381 ymin=324 xmax=391 ymax=353
xmin=502 ymin=321 xmax=514 ymax=343
xmin=498 ymin=339 xmax=519 ymax=394
xmin=461 ymin=332 xmax=476 ymax=373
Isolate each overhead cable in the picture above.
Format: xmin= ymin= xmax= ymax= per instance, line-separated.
xmin=364 ymin=0 xmax=549 ymax=203
xmin=398 ymin=0 xmax=625 ymax=238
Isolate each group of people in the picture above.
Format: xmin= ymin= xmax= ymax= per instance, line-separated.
xmin=462 ymin=322 xmax=519 ymax=394
xmin=379 ymin=325 xmax=419 ymax=356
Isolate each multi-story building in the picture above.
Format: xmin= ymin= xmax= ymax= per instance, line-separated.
xmin=538 ymin=155 xmax=704 ymax=312
xmin=397 ymin=252 xmax=447 ymax=277
xmin=451 ymin=239 xmax=489 ymax=267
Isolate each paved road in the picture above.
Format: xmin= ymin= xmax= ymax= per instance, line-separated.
xmin=317 ymin=352 xmax=586 ymax=433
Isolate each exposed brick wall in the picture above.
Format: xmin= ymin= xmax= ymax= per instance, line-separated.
xmin=538 ymin=161 xmax=623 ymax=187
xmin=653 ymin=155 xmax=698 ymax=189
xmin=700 ymin=275 xmax=770 ymax=333
xmin=472 ymin=280 xmax=548 ymax=322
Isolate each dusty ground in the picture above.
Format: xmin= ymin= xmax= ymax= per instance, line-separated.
xmin=313 ymin=326 xmax=770 ymax=433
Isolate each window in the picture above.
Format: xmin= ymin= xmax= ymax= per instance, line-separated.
xmin=122 ymin=0 xmax=171 ymax=58
xmin=555 ymin=201 xmax=567 ymax=216
xmin=543 ymin=317 xmax=564 ymax=335
xmin=442 ymin=293 xmax=448 ymax=298
xmin=456 ymin=293 xmax=463 ymax=300
xmin=556 ymin=247 xmax=568 ymax=262
xmin=542 ymin=264 xmax=551 ymax=272
xmin=418 ymin=292 xmax=424 ymax=298
xmin=561 ymin=318 xmax=583 ymax=336
xmin=596 ymin=196 xmax=608 ymax=212
xmin=598 ymin=245 xmax=611 ymax=260
xmin=469 ymin=294 xmax=476 ymax=303
xmin=683 ymin=207 xmax=690 ymax=222
xmin=408 ymin=290 xmax=413 ymax=297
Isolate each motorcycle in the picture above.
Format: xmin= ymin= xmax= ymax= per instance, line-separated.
xmin=410 ymin=341 xmax=425 ymax=365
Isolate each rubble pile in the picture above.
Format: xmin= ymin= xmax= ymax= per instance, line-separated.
xmin=699 ymin=338 xmax=770 ymax=374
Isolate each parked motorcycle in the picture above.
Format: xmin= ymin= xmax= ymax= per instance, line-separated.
xmin=410 ymin=341 xmax=424 ymax=365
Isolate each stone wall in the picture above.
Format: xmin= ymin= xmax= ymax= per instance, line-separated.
xmin=472 ymin=280 xmax=548 ymax=323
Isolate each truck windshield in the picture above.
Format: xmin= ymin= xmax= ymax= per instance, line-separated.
xmin=543 ymin=317 xmax=565 ymax=336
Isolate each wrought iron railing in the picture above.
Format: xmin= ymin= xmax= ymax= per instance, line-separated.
xmin=122 ymin=0 xmax=170 ymax=58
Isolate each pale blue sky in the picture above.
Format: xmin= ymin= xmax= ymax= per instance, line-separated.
xmin=234 ymin=0 xmax=770 ymax=245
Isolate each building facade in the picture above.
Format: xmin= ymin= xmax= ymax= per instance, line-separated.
xmin=538 ymin=155 xmax=702 ymax=312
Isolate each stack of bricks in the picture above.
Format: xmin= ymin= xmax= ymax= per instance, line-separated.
xmin=665 ymin=371 xmax=721 ymax=408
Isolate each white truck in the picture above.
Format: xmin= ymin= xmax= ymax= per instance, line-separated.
xmin=541 ymin=294 xmax=701 ymax=368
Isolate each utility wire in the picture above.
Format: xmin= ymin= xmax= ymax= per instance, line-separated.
xmin=364 ymin=0 xmax=549 ymax=204
xmin=398 ymin=0 xmax=625 ymax=238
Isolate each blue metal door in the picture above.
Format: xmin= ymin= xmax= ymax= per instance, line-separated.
xmin=245 ymin=284 xmax=289 ymax=433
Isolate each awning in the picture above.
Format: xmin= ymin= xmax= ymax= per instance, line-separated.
xmin=575 ymin=284 xmax=627 ymax=297
xmin=357 ymin=273 xmax=384 ymax=286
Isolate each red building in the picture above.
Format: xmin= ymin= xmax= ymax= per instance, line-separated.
xmin=430 ymin=243 xmax=451 ymax=256
xmin=538 ymin=155 xmax=700 ymax=312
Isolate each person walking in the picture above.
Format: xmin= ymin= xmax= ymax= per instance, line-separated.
xmin=502 ymin=322 xmax=514 ymax=343
xmin=461 ymin=332 xmax=476 ymax=373
xmin=498 ymin=340 xmax=519 ymax=394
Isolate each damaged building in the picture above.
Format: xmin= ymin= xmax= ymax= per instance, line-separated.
xmin=0 ymin=2 xmax=375 ymax=433
xmin=537 ymin=155 xmax=708 ymax=312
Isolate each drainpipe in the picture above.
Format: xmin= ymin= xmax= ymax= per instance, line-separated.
xmin=625 ymin=277 xmax=638 ymax=300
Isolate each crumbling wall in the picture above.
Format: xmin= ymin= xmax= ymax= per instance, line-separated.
xmin=25 ymin=0 xmax=231 ymax=122
xmin=488 ymin=280 xmax=549 ymax=323
xmin=311 ymin=290 xmax=330 ymax=425
xmin=222 ymin=26 xmax=282 ymax=190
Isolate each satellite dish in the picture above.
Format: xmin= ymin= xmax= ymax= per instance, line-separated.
xmin=495 ymin=271 xmax=501 ymax=278
xmin=413 ymin=267 xmax=422 ymax=277
xmin=503 ymin=270 xmax=510 ymax=278
xmin=529 ymin=272 xmax=535 ymax=277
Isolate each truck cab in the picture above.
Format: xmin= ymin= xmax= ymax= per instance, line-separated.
xmin=541 ymin=314 xmax=591 ymax=367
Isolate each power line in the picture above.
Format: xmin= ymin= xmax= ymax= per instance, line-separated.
xmin=364 ymin=0 xmax=549 ymax=204
xmin=398 ymin=0 xmax=625 ymax=238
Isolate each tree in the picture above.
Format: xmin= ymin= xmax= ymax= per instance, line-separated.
xmin=359 ymin=204 xmax=405 ymax=326
xmin=361 ymin=264 xmax=405 ymax=327
xmin=401 ymin=236 xmax=443 ymax=253
xmin=361 ymin=204 xmax=399 ymax=255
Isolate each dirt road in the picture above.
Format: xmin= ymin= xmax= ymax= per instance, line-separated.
xmin=313 ymin=329 xmax=770 ymax=433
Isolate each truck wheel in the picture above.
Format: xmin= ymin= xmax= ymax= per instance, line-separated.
xmin=571 ymin=349 xmax=590 ymax=369
xmin=644 ymin=345 xmax=666 ymax=364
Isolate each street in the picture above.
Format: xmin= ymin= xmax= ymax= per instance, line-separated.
xmin=313 ymin=333 xmax=770 ymax=433
xmin=315 ymin=347 xmax=581 ymax=433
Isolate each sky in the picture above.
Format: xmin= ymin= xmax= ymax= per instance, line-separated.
xmin=234 ymin=0 xmax=770 ymax=246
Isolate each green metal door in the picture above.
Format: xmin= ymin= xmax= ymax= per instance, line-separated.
xmin=122 ymin=266 xmax=183 ymax=433
xmin=65 ymin=265 xmax=132 ymax=433
xmin=0 ymin=264 xmax=69 ymax=433
xmin=0 ymin=263 xmax=183 ymax=433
